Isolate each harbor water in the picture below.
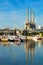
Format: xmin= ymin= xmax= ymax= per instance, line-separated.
xmin=0 ymin=40 xmax=43 ymax=65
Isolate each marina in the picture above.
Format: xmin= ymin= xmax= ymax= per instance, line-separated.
xmin=0 ymin=7 xmax=43 ymax=65
xmin=0 ymin=0 xmax=43 ymax=65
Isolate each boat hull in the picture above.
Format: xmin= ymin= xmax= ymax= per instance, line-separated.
xmin=1 ymin=39 xmax=8 ymax=42
xmin=8 ymin=39 xmax=14 ymax=42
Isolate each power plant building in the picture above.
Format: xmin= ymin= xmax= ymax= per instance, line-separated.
xmin=25 ymin=9 xmax=36 ymax=30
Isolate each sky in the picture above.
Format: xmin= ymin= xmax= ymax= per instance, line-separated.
xmin=0 ymin=0 xmax=43 ymax=29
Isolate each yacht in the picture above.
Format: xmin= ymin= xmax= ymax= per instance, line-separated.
xmin=14 ymin=36 xmax=21 ymax=42
xmin=8 ymin=35 xmax=16 ymax=42
xmin=1 ymin=36 xmax=8 ymax=42
xmin=8 ymin=35 xmax=21 ymax=42
xmin=18 ymin=35 xmax=26 ymax=41
xmin=33 ymin=35 xmax=43 ymax=42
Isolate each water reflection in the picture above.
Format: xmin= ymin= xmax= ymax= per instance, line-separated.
xmin=0 ymin=40 xmax=43 ymax=65
xmin=1 ymin=42 xmax=9 ymax=47
xmin=38 ymin=40 xmax=43 ymax=47
xmin=24 ymin=40 xmax=35 ymax=65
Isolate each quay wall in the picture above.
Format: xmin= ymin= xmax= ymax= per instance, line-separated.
xmin=26 ymin=36 xmax=33 ymax=40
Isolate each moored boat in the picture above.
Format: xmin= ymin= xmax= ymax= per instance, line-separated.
xmin=33 ymin=36 xmax=38 ymax=42
xmin=37 ymin=33 xmax=43 ymax=40
xmin=33 ymin=35 xmax=43 ymax=42
xmin=14 ymin=36 xmax=21 ymax=42
xmin=8 ymin=35 xmax=21 ymax=42
xmin=1 ymin=37 xmax=8 ymax=42
xmin=8 ymin=35 xmax=15 ymax=42
xmin=18 ymin=35 xmax=26 ymax=41
xmin=37 ymin=36 xmax=43 ymax=40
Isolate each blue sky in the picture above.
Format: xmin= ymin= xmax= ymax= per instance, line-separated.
xmin=0 ymin=0 xmax=43 ymax=29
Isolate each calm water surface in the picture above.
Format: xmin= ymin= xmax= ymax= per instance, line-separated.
xmin=0 ymin=40 xmax=43 ymax=65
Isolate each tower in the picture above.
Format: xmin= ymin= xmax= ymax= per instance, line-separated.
xmin=26 ymin=8 xmax=29 ymax=23
xmin=30 ymin=9 xmax=35 ymax=24
xmin=32 ymin=10 xmax=35 ymax=24
xmin=30 ymin=9 xmax=36 ymax=29
xmin=25 ymin=8 xmax=30 ymax=30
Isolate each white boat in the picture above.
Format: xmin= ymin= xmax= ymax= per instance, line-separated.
xmin=37 ymin=33 xmax=43 ymax=40
xmin=14 ymin=36 xmax=21 ymax=42
xmin=8 ymin=35 xmax=20 ymax=42
xmin=8 ymin=35 xmax=16 ymax=42
xmin=18 ymin=35 xmax=26 ymax=41
xmin=37 ymin=36 xmax=43 ymax=40
xmin=33 ymin=35 xmax=43 ymax=42
xmin=33 ymin=36 xmax=38 ymax=42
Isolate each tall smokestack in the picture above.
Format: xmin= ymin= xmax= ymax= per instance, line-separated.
xmin=26 ymin=8 xmax=29 ymax=23
xmin=32 ymin=10 xmax=35 ymax=24
xmin=30 ymin=9 xmax=35 ymax=24
xmin=25 ymin=8 xmax=30 ymax=30
xmin=30 ymin=9 xmax=32 ymax=23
